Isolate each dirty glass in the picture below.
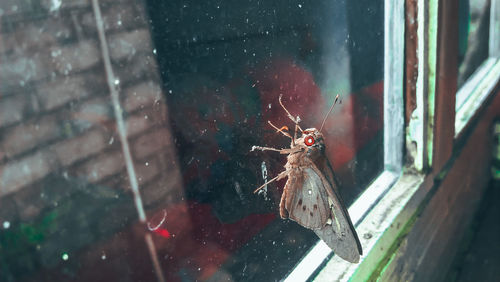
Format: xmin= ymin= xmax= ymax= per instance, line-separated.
xmin=458 ymin=0 xmax=491 ymax=87
xmin=0 ymin=0 xmax=384 ymax=281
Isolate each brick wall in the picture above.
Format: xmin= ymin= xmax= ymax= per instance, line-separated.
xmin=0 ymin=0 xmax=183 ymax=279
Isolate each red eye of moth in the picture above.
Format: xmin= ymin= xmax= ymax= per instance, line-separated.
xmin=304 ymin=136 xmax=315 ymax=146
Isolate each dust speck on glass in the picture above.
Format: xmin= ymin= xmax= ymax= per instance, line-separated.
xmin=0 ymin=0 xmax=383 ymax=281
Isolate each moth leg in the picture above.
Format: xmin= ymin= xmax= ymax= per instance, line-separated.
xmin=279 ymin=185 xmax=289 ymax=219
xmin=251 ymin=146 xmax=303 ymax=155
xmin=253 ymin=170 xmax=288 ymax=193
xmin=250 ymin=145 xmax=283 ymax=152
xmin=267 ymin=121 xmax=293 ymax=141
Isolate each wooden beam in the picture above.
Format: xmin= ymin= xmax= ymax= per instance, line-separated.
xmin=432 ymin=0 xmax=459 ymax=172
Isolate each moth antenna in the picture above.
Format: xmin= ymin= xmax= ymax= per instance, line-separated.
xmin=278 ymin=95 xmax=303 ymax=146
xmin=295 ymin=121 xmax=304 ymax=133
xmin=279 ymin=95 xmax=300 ymax=125
xmin=319 ymin=94 xmax=339 ymax=132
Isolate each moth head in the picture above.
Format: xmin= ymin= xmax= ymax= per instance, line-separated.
xmin=300 ymin=128 xmax=325 ymax=154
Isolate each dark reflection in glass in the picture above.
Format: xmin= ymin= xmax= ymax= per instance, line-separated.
xmin=458 ymin=0 xmax=491 ymax=87
xmin=148 ymin=0 xmax=383 ymax=281
xmin=0 ymin=0 xmax=383 ymax=281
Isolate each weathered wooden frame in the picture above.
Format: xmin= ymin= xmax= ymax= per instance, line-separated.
xmin=286 ymin=0 xmax=500 ymax=280
xmin=456 ymin=0 xmax=500 ymax=137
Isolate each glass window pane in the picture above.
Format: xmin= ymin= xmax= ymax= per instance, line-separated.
xmin=458 ymin=0 xmax=491 ymax=87
xmin=0 ymin=0 xmax=384 ymax=281
xmin=147 ymin=1 xmax=383 ymax=280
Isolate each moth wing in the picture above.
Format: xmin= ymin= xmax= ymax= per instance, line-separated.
xmin=285 ymin=168 xmax=331 ymax=229
xmin=309 ymin=162 xmax=363 ymax=263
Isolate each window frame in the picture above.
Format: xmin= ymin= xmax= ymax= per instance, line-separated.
xmin=455 ymin=0 xmax=500 ymax=136
xmin=285 ymin=0 xmax=500 ymax=280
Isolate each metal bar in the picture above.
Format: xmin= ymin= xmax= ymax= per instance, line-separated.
xmin=91 ymin=1 xmax=166 ymax=282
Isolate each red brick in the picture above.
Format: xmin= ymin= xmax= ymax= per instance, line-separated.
xmin=107 ymin=29 xmax=152 ymax=62
xmin=0 ymin=194 xmax=19 ymax=224
xmin=50 ymin=40 xmax=100 ymax=75
xmin=81 ymin=4 xmax=145 ymax=34
xmin=133 ymin=157 xmax=159 ymax=185
xmin=132 ymin=128 xmax=172 ymax=159
xmin=0 ymin=94 xmax=33 ymax=128
xmin=151 ymin=102 xmax=169 ymax=126
xmin=78 ymin=150 xmax=125 ymax=183
xmin=0 ymin=0 xmax=37 ymax=17
xmin=99 ymin=0 xmax=138 ymax=4
xmin=10 ymin=181 xmax=46 ymax=221
xmin=113 ymin=52 xmax=159 ymax=85
xmin=37 ymin=76 xmax=92 ymax=110
xmin=0 ymin=17 xmax=73 ymax=55
xmin=0 ymin=53 xmax=47 ymax=88
xmin=132 ymin=1 xmax=150 ymax=25
xmin=126 ymin=112 xmax=155 ymax=137
xmin=98 ymin=172 xmax=126 ymax=191
xmin=1 ymin=114 xmax=60 ymax=157
xmin=123 ymin=81 xmax=162 ymax=112
xmin=125 ymin=103 xmax=169 ymax=137
xmin=75 ymin=70 xmax=109 ymax=99
xmin=0 ymin=150 xmax=57 ymax=197
xmin=53 ymin=129 xmax=108 ymax=166
xmin=63 ymin=0 xmax=90 ymax=8
xmin=71 ymin=96 xmax=113 ymax=132
xmin=141 ymin=170 xmax=183 ymax=206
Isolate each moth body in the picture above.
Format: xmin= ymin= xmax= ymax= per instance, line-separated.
xmin=251 ymin=97 xmax=363 ymax=263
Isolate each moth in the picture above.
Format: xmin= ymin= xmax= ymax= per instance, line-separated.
xmin=251 ymin=95 xmax=363 ymax=263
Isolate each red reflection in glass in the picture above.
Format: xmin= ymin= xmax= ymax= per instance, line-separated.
xmin=153 ymin=228 xmax=171 ymax=239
